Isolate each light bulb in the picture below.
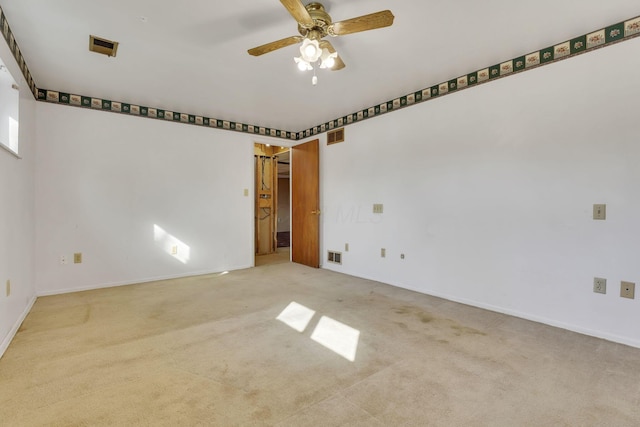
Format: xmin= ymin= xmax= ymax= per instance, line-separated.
xmin=304 ymin=44 xmax=317 ymax=58
xmin=294 ymin=56 xmax=312 ymax=71
xmin=324 ymin=56 xmax=335 ymax=68
xmin=312 ymin=75 xmax=318 ymax=85
xmin=319 ymin=48 xmax=338 ymax=69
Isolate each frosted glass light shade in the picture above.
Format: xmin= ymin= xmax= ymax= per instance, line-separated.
xmin=319 ymin=48 xmax=337 ymax=69
xmin=300 ymin=39 xmax=322 ymax=63
xmin=294 ymin=56 xmax=312 ymax=71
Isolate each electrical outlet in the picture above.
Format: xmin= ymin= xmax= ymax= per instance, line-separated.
xmin=5 ymin=280 xmax=10 ymax=297
xmin=373 ymin=204 xmax=384 ymax=214
xmin=74 ymin=252 xmax=82 ymax=264
xmin=345 ymin=243 xmax=349 ymax=252
xmin=620 ymin=281 xmax=635 ymax=299
xmin=381 ymin=248 xmax=386 ymax=258
xmin=60 ymin=255 xmax=67 ymax=265
xmin=593 ymin=277 xmax=606 ymax=294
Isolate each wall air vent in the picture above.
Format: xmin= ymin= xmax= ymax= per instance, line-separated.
xmin=327 ymin=250 xmax=342 ymax=265
xmin=327 ymin=128 xmax=345 ymax=145
xmin=89 ymin=35 xmax=119 ymax=57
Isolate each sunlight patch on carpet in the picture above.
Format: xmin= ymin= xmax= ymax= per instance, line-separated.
xmin=276 ymin=301 xmax=360 ymax=362
xmin=311 ymin=316 xmax=360 ymax=362
xmin=276 ymin=301 xmax=316 ymax=333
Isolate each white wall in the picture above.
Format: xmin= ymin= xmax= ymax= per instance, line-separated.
xmin=0 ymin=40 xmax=37 ymax=357
xmin=320 ymin=38 xmax=640 ymax=348
xmin=35 ymin=103 xmax=258 ymax=295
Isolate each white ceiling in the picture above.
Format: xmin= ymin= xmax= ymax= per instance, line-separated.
xmin=1 ymin=1 xmax=639 ymax=132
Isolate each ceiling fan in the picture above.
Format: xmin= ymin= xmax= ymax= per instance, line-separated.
xmin=248 ymin=1 xmax=394 ymax=84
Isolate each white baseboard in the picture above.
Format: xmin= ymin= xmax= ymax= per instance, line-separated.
xmin=424 ymin=288 xmax=640 ymax=349
xmin=0 ymin=296 xmax=37 ymax=360
xmin=398 ymin=283 xmax=640 ymax=350
xmin=36 ymin=265 xmax=253 ymax=297
xmin=322 ymin=267 xmax=640 ymax=350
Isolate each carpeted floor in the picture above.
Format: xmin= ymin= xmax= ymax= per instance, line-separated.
xmin=255 ymin=248 xmax=290 ymax=267
xmin=1 ymin=261 xmax=639 ymax=426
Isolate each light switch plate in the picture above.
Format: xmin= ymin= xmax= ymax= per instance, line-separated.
xmin=373 ymin=204 xmax=384 ymax=214
xmin=593 ymin=204 xmax=606 ymax=220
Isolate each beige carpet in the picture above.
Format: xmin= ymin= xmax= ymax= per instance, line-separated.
xmin=255 ymin=248 xmax=290 ymax=267
xmin=1 ymin=261 xmax=639 ymax=426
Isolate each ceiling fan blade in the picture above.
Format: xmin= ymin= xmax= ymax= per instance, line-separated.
xmin=248 ymin=35 xmax=303 ymax=56
xmin=280 ymin=0 xmax=314 ymax=28
xmin=329 ymin=10 xmax=394 ymax=36
xmin=319 ymin=40 xmax=345 ymax=70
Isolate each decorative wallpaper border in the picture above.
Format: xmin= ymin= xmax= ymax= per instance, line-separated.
xmin=35 ymin=88 xmax=296 ymax=140
xmin=2 ymin=4 xmax=639 ymax=141
xmin=0 ymin=6 xmax=38 ymax=99
xmin=296 ymin=15 xmax=640 ymax=140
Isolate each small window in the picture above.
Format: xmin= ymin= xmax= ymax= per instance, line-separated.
xmin=0 ymin=56 xmax=19 ymax=157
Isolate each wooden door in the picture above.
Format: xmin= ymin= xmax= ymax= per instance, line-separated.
xmin=291 ymin=139 xmax=320 ymax=268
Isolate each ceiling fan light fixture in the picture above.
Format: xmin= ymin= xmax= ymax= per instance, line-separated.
xmin=247 ymin=1 xmax=395 ymax=80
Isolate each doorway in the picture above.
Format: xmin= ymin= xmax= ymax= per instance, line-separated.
xmin=254 ymin=143 xmax=290 ymax=266
xmin=253 ymin=139 xmax=320 ymax=268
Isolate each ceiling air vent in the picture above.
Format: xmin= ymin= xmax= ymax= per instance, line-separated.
xmin=89 ymin=35 xmax=119 ymax=57
xmin=327 ymin=128 xmax=345 ymax=145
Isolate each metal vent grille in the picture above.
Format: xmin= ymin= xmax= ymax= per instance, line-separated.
xmin=327 ymin=128 xmax=345 ymax=145
xmin=89 ymin=35 xmax=119 ymax=57
xmin=327 ymin=251 xmax=342 ymax=264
